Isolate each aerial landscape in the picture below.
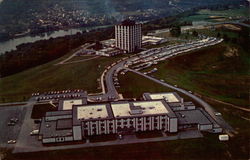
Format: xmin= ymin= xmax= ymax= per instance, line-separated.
xmin=0 ymin=0 xmax=249 ymax=159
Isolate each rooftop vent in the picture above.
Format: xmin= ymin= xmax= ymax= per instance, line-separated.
xmin=97 ymin=108 xmax=102 ymax=111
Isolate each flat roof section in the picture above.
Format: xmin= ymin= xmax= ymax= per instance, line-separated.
xmin=175 ymin=109 xmax=212 ymax=125
xmin=56 ymin=119 xmax=73 ymax=130
xmin=62 ymin=99 xmax=83 ymax=110
xmin=77 ymin=104 xmax=109 ymax=120
xmin=148 ymin=93 xmax=181 ymax=103
xmin=111 ymin=100 xmax=176 ymax=118
xmin=39 ymin=118 xmax=72 ymax=138
xmin=45 ymin=110 xmax=72 ymax=117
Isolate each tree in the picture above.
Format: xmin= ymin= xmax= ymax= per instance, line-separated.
xmin=223 ymin=34 xmax=229 ymax=42
xmin=192 ymin=30 xmax=198 ymax=37
xmin=170 ymin=26 xmax=181 ymax=37
xmin=217 ymin=32 xmax=221 ymax=38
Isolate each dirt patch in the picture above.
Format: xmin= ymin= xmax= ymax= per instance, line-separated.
xmin=215 ymin=24 xmax=241 ymax=31
xmin=224 ymin=47 xmax=239 ymax=57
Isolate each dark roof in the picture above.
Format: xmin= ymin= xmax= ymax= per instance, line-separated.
xmin=45 ymin=110 xmax=72 ymax=117
xmin=39 ymin=118 xmax=72 ymax=138
xmin=57 ymin=119 xmax=72 ymax=130
xmin=121 ymin=19 xmax=136 ymax=26
xmin=175 ymin=109 xmax=212 ymax=125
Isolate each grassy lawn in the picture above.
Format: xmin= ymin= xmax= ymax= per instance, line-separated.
xmin=118 ymin=71 xmax=202 ymax=108
xmin=65 ymin=55 xmax=98 ymax=63
xmin=0 ymin=50 xmax=127 ymax=103
xmin=180 ymin=7 xmax=249 ymax=23
xmin=197 ymin=8 xmax=249 ymax=18
xmin=88 ymin=134 xmax=117 ymax=143
xmin=136 ymin=131 xmax=163 ymax=139
xmin=139 ymin=42 xmax=249 ymax=107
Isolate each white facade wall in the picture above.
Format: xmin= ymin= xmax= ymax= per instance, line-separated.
xmin=42 ymin=138 xmax=56 ymax=143
xmin=169 ymin=118 xmax=178 ymax=133
xmin=76 ymin=115 xmax=177 ymax=137
xmin=115 ymin=24 xmax=142 ymax=53
xmin=73 ymin=126 xmax=82 ymax=140
xmin=65 ymin=136 xmax=73 ymax=141
xmin=198 ymin=124 xmax=213 ymax=131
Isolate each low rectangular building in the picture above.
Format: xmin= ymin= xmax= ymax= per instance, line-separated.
xmin=95 ymin=47 xmax=123 ymax=57
xmin=39 ymin=93 xmax=222 ymax=144
xmin=39 ymin=111 xmax=73 ymax=144
xmin=175 ymin=109 xmax=213 ymax=131
xmin=143 ymin=92 xmax=182 ymax=103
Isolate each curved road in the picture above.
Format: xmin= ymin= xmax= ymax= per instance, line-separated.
xmin=88 ymin=37 xmax=234 ymax=134
xmin=125 ymin=68 xmax=235 ymax=134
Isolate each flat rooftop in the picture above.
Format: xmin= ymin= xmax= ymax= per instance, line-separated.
xmin=73 ymin=104 xmax=113 ymax=122
xmin=111 ymin=100 xmax=176 ymax=118
xmin=58 ymin=97 xmax=87 ymax=111
xmin=63 ymin=99 xmax=83 ymax=110
xmin=39 ymin=118 xmax=72 ymax=138
xmin=175 ymin=109 xmax=212 ymax=125
xmin=143 ymin=92 xmax=181 ymax=103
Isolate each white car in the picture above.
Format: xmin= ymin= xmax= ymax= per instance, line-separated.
xmin=215 ymin=112 xmax=222 ymax=116
xmin=30 ymin=130 xmax=39 ymax=136
xmin=7 ymin=140 xmax=16 ymax=144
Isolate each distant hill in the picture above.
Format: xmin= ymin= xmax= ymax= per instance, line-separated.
xmin=0 ymin=0 xmax=247 ymax=38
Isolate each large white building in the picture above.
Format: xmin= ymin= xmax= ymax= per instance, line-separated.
xmin=115 ymin=20 xmax=142 ymax=53
xmin=39 ymin=92 xmax=222 ymax=144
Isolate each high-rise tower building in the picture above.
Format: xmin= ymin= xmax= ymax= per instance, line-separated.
xmin=115 ymin=20 xmax=142 ymax=53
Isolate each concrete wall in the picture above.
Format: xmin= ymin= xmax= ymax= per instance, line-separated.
xmin=198 ymin=124 xmax=213 ymax=131
xmin=169 ymin=118 xmax=178 ymax=133
xmin=73 ymin=126 xmax=82 ymax=140
xmin=45 ymin=115 xmax=72 ymax=121
xmin=42 ymin=138 xmax=56 ymax=143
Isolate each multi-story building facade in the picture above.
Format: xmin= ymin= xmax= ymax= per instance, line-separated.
xmin=115 ymin=20 xmax=142 ymax=53
xmin=39 ymin=92 xmax=222 ymax=144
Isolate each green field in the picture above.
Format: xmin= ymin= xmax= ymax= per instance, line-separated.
xmin=65 ymin=55 xmax=99 ymax=63
xmin=0 ymin=51 xmax=127 ymax=103
xmin=117 ymin=66 xmax=249 ymax=159
xmin=180 ymin=7 xmax=249 ymax=23
xmin=141 ymin=42 xmax=249 ymax=107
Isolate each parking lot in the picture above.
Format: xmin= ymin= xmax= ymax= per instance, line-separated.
xmin=0 ymin=106 xmax=27 ymax=148
xmin=31 ymin=89 xmax=87 ymax=102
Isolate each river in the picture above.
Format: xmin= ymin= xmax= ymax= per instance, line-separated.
xmin=0 ymin=25 xmax=111 ymax=55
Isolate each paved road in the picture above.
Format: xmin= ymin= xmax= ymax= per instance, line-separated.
xmin=0 ymin=106 xmax=27 ymax=149
xmin=13 ymin=129 xmax=202 ymax=153
xmin=89 ymin=38 xmax=223 ymax=102
xmin=55 ymin=43 xmax=93 ymax=65
xmin=125 ymin=68 xmax=235 ymax=134
xmin=88 ymin=60 xmax=128 ymax=101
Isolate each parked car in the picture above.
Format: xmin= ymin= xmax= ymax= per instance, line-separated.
xmin=7 ymin=140 xmax=16 ymax=144
xmin=7 ymin=122 xmax=15 ymax=126
xmin=30 ymin=130 xmax=39 ymax=136
xmin=215 ymin=112 xmax=222 ymax=116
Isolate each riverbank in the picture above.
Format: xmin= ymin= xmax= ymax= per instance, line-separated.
xmin=0 ymin=25 xmax=111 ymax=55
